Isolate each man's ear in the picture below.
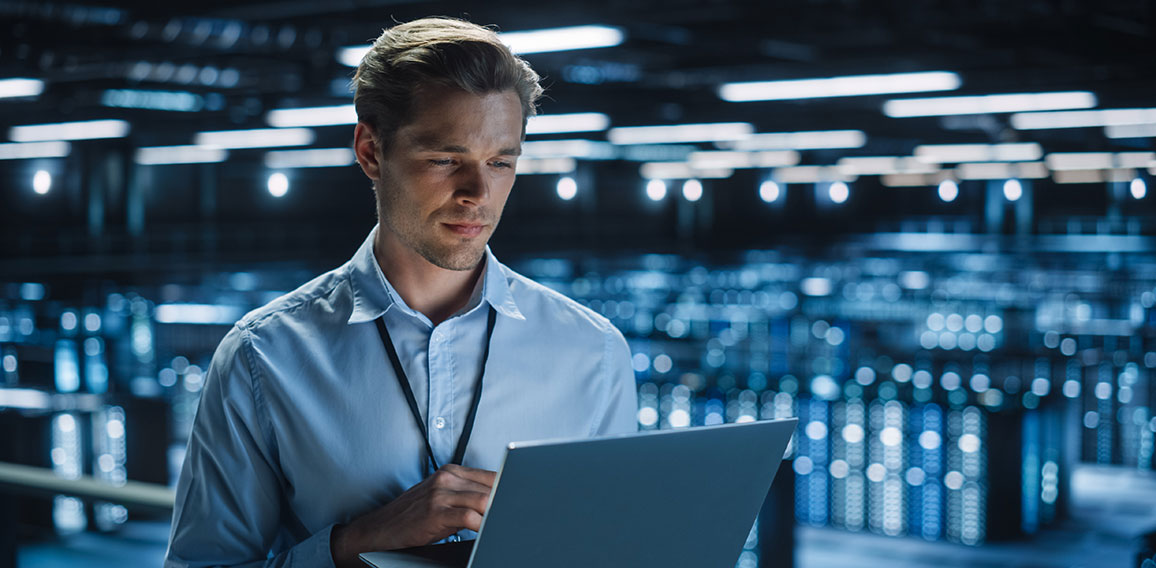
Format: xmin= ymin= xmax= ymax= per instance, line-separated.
xmin=354 ymin=122 xmax=382 ymax=180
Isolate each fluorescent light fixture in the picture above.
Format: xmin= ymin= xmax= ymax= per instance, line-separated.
xmin=515 ymin=157 xmax=576 ymax=175
xmin=956 ymin=161 xmax=1048 ymax=180
xmin=0 ymin=78 xmax=45 ymax=99
xmin=0 ymin=388 xmax=52 ymax=410
xmin=639 ymin=162 xmax=732 ymax=180
xmin=526 ymin=112 xmax=610 ymax=135
xmin=1116 ymin=152 xmax=1156 ymax=168
xmin=266 ymin=104 xmax=356 ymax=127
xmin=522 ymin=139 xmax=614 ymax=159
xmin=609 ymin=122 xmax=753 ymax=145
xmin=1011 ymin=108 xmax=1156 ymax=130
xmin=883 ymin=91 xmax=1096 ymax=117
xmin=1045 ymin=152 xmax=1114 ymax=171
xmin=338 ymin=25 xmax=625 ymax=66
xmin=10 ymin=119 xmax=130 ymax=142
xmin=719 ymin=71 xmax=960 ymax=102
xmin=688 ymin=150 xmax=799 ymax=169
xmin=1052 ymin=169 xmax=1137 ymax=184
xmin=773 ymin=166 xmax=855 ymax=183
xmin=718 ymin=130 xmax=867 ymax=151
xmin=101 ymin=89 xmax=203 ymax=112
xmin=136 ymin=145 xmax=227 ymax=165
xmin=914 ymin=143 xmax=1042 ymax=163
xmin=194 ymin=128 xmax=314 ymax=149
xmin=0 ymin=141 xmax=70 ymax=160
xmin=155 ymin=304 xmax=244 ymax=325
xmin=264 ymin=148 xmax=355 ymax=169
xmin=837 ymin=156 xmax=937 ymax=175
xmin=1106 ymin=123 xmax=1156 ymax=139
xmin=501 ymin=25 xmax=624 ymax=54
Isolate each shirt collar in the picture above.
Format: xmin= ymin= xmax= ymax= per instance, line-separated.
xmin=347 ymin=226 xmax=524 ymax=325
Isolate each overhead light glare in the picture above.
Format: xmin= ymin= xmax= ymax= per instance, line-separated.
xmin=639 ymin=162 xmax=732 ymax=180
xmin=719 ymin=71 xmax=960 ymax=102
xmin=759 ymin=180 xmax=781 ymax=203
xmin=194 ymin=128 xmax=314 ymax=149
xmin=266 ymin=104 xmax=356 ymax=127
xmin=688 ymin=150 xmax=799 ymax=169
xmin=1011 ymin=108 xmax=1156 ymax=130
xmin=957 ymin=162 xmax=1048 ymax=180
xmin=136 ymin=145 xmax=227 ymax=165
xmin=1106 ymin=123 xmax=1156 ymax=139
xmin=522 ymin=139 xmax=615 ymax=159
xmin=938 ymin=179 xmax=959 ymax=202
xmin=1045 ymin=152 xmax=1114 ymax=171
xmin=0 ymin=141 xmax=70 ymax=160
xmin=515 ymin=157 xmax=576 ymax=175
xmin=1003 ymin=179 xmax=1023 ymax=201
xmin=32 ymin=170 xmax=52 ymax=195
xmin=645 ymin=179 xmax=667 ymax=201
xmin=10 ymin=119 xmax=130 ymax=142
xmin=609 ymin=122 xmax=753 ymax=145
xmin=914 ymin=143 xmax=1043 ymax=163
xmin=337 ymin=25 xmax=624 ymax=66
xmin=718 ymin=130 xmax=866 ymax=151
xmin=0 ymin=78 xmax=45 ymax=99
xmin=526 ymin=112 xmax=610 ymax=135
xmin=500 ymin=25 xmax=624 ymax=54
xmin=774 ymin=166 xmax=855 ymax=184
xmin=837 ymin=156 xmax=938 ymax=175
xmin=1131 ymin=178 xmax=1147 ymax=199
xmin=883 ymin=91 xmax=1096 ymax=117
xmin=682 ymin=179 xmax=703 ymax=202
xmin=264 ymin=148 xmax=355 ymax=169
xmin=828 ymin=181 xmax=850 ymax=204
xmin=556 ymin=176 xmax=578 ymax=200
xmin=101 ymin=89 xmax=204 ymax=112
xmin=267 ymin=173 xmax=289 ymax=197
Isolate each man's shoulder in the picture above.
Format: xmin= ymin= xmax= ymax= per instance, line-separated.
xmin=234 ymin=264 xmax=353 ymax=334
xmin=499 ymin=263 xmax=619 ymax=338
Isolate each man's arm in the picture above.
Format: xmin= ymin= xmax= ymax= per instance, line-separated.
xmin=165 ymin=325 xmax=336 ymax=568
xmin=592 ymin=329 xmax=640 ymax=436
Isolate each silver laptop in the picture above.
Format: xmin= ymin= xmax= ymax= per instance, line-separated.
xmin=360 ymin=418 xmax=797 ymax=568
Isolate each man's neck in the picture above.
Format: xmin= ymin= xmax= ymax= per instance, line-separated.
xmin=373 ymin=226 xmax=484 ymax=326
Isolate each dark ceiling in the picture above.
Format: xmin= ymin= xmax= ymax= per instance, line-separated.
xmin=0 ymin=0 xmax=1154 ymax=270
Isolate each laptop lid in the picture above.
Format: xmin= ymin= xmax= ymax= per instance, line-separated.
xmin=362 ymin=418 xmax=797 ymax=568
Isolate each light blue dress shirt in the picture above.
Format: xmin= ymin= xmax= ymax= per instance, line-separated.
xmin=164 ymin=227 xmax=639 ymax=567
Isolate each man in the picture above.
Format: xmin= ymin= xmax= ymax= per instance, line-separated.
xmin=165 ymin=17 xmax=638 ymax=568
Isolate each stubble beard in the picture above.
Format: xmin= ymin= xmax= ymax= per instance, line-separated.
xmin=375 ymin=180 xmax=493 ymax=272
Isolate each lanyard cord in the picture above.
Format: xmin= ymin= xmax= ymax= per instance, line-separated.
xmin=374 ymin=306 xmax=497 ymax=473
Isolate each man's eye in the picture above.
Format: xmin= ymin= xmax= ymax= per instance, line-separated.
xmin=429 ymin=159 xmax=454 ymax=166
xmin=491 ymin=161 xmax=514 ymax=169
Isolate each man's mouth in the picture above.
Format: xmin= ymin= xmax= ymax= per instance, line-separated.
xmin=442 ymin=223 xmax=485 ymax=238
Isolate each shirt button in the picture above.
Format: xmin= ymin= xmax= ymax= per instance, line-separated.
xmin=434 ymin=416 xmax=446 ymax=429
xmin=432 ymin=331 xmax=444 ymax=342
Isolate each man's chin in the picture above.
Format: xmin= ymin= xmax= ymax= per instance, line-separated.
xmin=419 ymin=243 xmax=487 ymax=272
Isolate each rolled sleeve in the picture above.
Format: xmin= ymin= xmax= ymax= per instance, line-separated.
xmin=165 ymin=325 xmax=336 ymax=568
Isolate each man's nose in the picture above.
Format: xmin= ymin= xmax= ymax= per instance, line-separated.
xmin=453 ymin=162 xmax=490 ymax=206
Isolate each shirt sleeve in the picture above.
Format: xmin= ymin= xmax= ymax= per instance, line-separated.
xmin=591 ymin=327 xmax=639 ymax=436
xmin=164 ymin=325 xmax=337 ymax=568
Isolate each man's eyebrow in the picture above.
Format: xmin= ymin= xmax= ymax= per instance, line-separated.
xmin=409 ymin=134 xmax=521 ymax=156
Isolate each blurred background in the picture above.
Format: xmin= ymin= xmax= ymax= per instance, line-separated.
xmin=1 ymin=0 xmax=1155 ymax=566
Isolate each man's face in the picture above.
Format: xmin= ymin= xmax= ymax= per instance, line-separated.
xmin=373 ymin=87 xmax=523 ymax=271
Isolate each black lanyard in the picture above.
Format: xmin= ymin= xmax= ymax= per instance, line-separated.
xmin=374 ymin=306 xmax=497 ymax=473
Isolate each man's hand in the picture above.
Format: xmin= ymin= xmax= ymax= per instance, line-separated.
xmin=330 ymin=464 xmax=497 ymax=567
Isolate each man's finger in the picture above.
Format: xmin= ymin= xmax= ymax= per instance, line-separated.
xmin=435 ymin=489 xmax=492 ymax=516
xmin=440 ymin=465 xmax=497 ymax=487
